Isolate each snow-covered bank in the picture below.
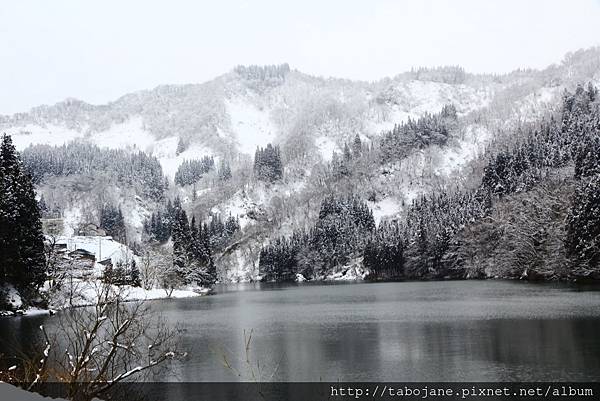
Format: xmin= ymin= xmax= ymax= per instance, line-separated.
xmin=45 ymin=279 xmax=205 ymax=311
xmin=1 ymin=283 xmax=205 ymax=318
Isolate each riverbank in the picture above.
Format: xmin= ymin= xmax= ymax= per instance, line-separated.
xmin=0 ymin=281 xmax=208 ymax=318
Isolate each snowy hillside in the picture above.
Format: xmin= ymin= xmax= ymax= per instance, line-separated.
xmin=3 ymin=48 xmax=600 ymax=282
xmin=1 ymin=66 xmax=502 ymax=175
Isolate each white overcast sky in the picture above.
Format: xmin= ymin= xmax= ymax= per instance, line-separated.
xmin=0 ymin=0 xmax=599 ymax=114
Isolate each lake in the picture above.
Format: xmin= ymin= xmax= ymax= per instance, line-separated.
xmin=2 ymin=280 xmax=600 ymax=382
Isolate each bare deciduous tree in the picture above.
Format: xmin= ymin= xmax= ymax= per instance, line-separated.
xmin=1 ymin=283 xmax=185 ymax=401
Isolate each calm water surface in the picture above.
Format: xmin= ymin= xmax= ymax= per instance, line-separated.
xmin=2 ymin=280 xmax=600 ymax=382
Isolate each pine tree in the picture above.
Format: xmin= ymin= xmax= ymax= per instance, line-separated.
xmin=254 ymin=144 xmax=283 ymax=182
xmin=169 ymin=201 xmax=216 ymax=287
xmin=343 ymin=143 xmax=352 ymax=162
xmin=100 ymin=204 xmax=126 ymax=243
xmin=218 ymin=159 xmax=232 ymax=181
xmin=0 ymin=134 xmax=46 ymax=290
xmin=352 ymin=134 xmax=362 ymax=157
xmin=38 ymin=195 xmax=48 ymax=218
xmin=171 ymin=204 xmax=190 ymax=278
xmin=260 ymin=195 xmax=375 ymax=281
xmin=364 ymin=222 xmax=404 ymax=280
xmin=130 ymin=259 xmax=141 ymax=287
xmin=566 ymin=175 xmax=600 ymax=272
xmin=174 ymin=157 xmax=215 ymax=186
xmin=176 ymin=137 xmax=187 ymax=156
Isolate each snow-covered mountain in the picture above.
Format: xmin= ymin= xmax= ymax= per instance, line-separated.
xmin=3 ymin=47 xmax=599 ymax=282
xmin=3 ymin=49 xmax=599 ymax=170
xmin=0 ymin=64 xmax=523 ymax=176
xmin=4 ymin=74 xmax=484 ymax=175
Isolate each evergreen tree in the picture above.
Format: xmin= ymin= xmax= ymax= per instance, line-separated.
xmin=171 ymin=203 xmax=190 ymax=278
xmin=254 ymin=144 xmax=283 ymax=182
xmin=343 ymin=143 xmax=352 ymax=162
xmin=174 ymin=157 xmax=215 ymax=186
xmin=130 ymin=259 xmax=141 ymax=287
xmin=566 ymin=175 xmax=600 ymax=272
xmin=38 ymin=195 xmax=49 ymax=218
xmin=0 ymin=134 xmax=46 ymax=290
xmin=100 ymin=204 xmax=126 ymax=243
xmin=176 ymin=137 xmax=187 ymax=156
xmin=143 ymin=209 xmax=171 ymax=243
xmin=378 ymin=107 xmax=454 ymax=163
xmin=206 ymin=212 xmax=241 ymax=250
xmin=363 ymin=221 xmax=404 ymax=280
xmin=259 ymin=195 xmax=375 ymax=281
xmin=574 ymin=136 xmax=600 ymax=179
xmin=352 ymin=134 xmax=362 ymax=157
xmin=170 ymin=200 xmax=216 ymax=286
xmin=218 ymin=159 xmax=232 ymax=181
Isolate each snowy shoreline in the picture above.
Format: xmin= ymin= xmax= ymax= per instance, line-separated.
xmin=0 ymin=283 xmax=208 ymax=318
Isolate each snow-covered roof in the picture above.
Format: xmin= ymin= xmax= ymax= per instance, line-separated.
xmin=54 ymin=236 xmax=136 ymax=265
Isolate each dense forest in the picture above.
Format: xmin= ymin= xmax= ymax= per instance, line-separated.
xmin=253 ymin=144 xmax=284 ymax=182
xmin=21 ymin=142 xmax=167 ymax=201
xmin=143 ymin=199 xmax=241 ymax=253
xmin=174 ymin=156 xmax=215 ymax=186
xmin=259 ymin=195 xmax=375 ymax=281
xmin=259 ymin=84 xmax=600 ymax=282
xmin=378 ymin=104 xmax=457 ymax=163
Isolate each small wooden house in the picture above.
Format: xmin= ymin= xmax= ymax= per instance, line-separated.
xmin=68 ymin=249 xmax=96 ymax=261
xmin=98 ymin=258 xmax=113 ymax=268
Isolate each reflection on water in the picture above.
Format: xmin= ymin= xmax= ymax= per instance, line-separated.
xmin=2 ymin=281 xmax=600 ymax=382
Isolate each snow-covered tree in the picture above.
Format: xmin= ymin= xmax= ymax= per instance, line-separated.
xmin=0 ymin=134 xmax=46 ymax=291
xmin=1 ymin=284 xmax=184 ymax=400
xmin=253 ymin=144 xmax=283 ymax=182
xmin=174 ymin=156 xmax=214 ymax=186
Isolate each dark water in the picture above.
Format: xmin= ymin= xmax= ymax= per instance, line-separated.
xmin=2 ymin=280 xmax=600 ymax=382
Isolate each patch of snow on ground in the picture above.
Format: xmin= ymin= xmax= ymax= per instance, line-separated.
xmin=368 ymin=80 xmax=492 ymax=134
xmin=283 ymin=179 xmax=307 ymax=196
xmin=211 ymin=191 xmax=256 ymax=229
xmin=403 ymin=80 xmax=491 ymax=115
xmin=114 ymin=286 xmax=206 ymax=301
xmin=6 ymin=124 xmax=85 ymax=151
xmin=517 ymin=86 xmax=561 ymax=121
xmin=90 ymin=117 xmax=155 ymax=152
xmin=226 ymin=98 xmax=276 ymax=155
xmin=50 ymin=279 xmax=202 ymax=310
xmin=369 ymin=198 xmax=402 ymax=225
xmin=315 ymin=136 xmax=339 ymax=161
xmin=151 ymin=136 xmax=180 ymax=158
xmin=153 ymin=137 xmax=213 ymax=179
xmin=368 ymin=106 xmax=415 ymax=134
xmin=403 ymin=81 xmax=450 ymax=114
xmin=436 ymin=125 xmax=490 ymax=175
xmin=22 ymin=307 xmax=51 ymax=316
xmin=124 ymin=201 xmax=149 ymax=240
xmin=402 ymin=187 xmax=424 ymax=207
